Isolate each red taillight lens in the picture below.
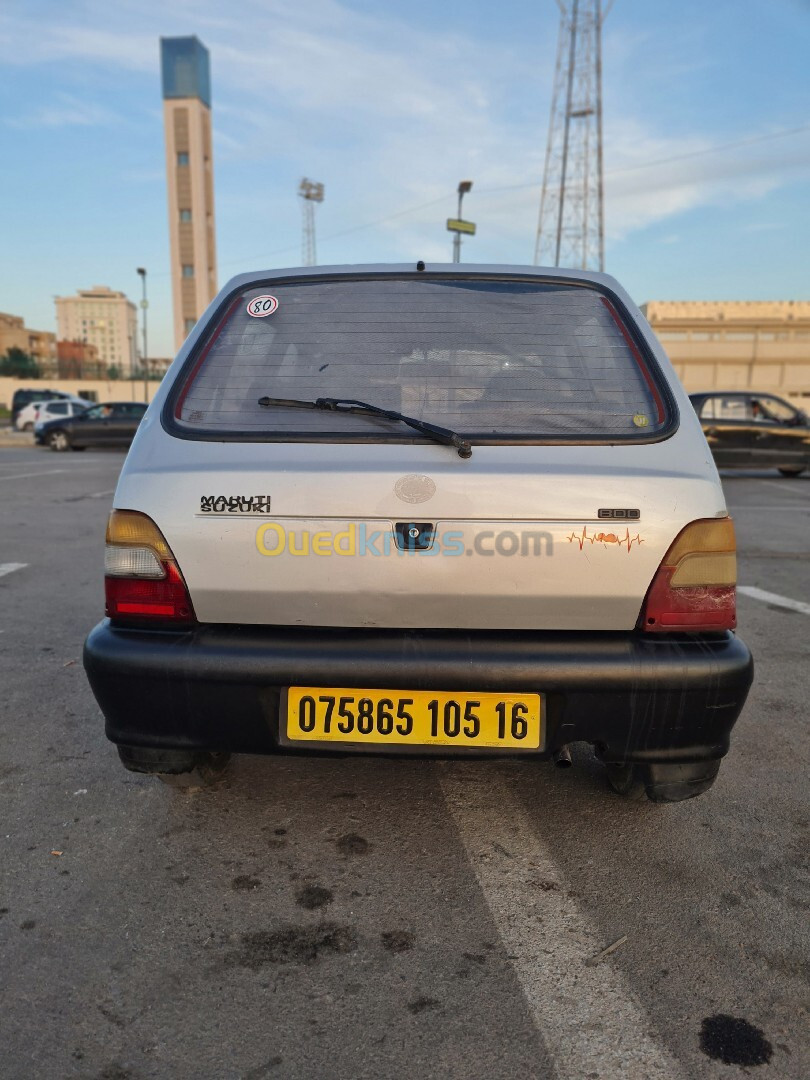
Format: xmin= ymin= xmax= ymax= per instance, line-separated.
xmin=641 ymin=518 xmax=736 ymax=633
xmin=105 ymin=563 xmax=194 ymax=621
xmin=104 ymin=510 xmax=196 ymax=625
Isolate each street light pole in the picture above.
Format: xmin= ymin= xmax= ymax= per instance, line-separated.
xmin=453 ymin=180 xmax=473 ymax=263
xmin=136 ymin=268 xmax=148 ymax=403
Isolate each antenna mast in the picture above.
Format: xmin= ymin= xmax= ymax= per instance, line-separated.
xmin=534 ymin=1 xmax=609 ymax=270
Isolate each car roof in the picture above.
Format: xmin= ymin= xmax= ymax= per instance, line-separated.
xmin=220 ymin=262 xmax=624 ymax=296
xmin=15 ymin=393 xmax=68 ymax=401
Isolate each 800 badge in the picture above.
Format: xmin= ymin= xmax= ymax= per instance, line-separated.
xmin=246 ymin=295 xmax=279 ymax=318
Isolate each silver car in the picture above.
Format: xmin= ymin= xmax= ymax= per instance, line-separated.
xmin=84 ymin=264 xmax=753 ymax=801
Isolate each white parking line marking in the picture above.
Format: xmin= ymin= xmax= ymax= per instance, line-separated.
xmin=738 ymin=586 xmax=810 ymax=615
xmin=0 ymin=563 xmax=27 ymax=579
xmin=441 ymin=767 xmax=682 ymax=1080
xmin=757 ymin=480 xmax=808 ymax=498
xmin=0 ymin=470 xmax=67 ymax=481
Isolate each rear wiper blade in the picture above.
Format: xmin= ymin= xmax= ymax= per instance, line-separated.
xmin=258 ymin=396 xmax=472 ymax=459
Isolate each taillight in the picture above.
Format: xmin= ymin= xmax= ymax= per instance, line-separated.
xmin=104 ymin=510 xmax=196 ymax=625
xmin=641 ymin=518 xmax=736 ymax=632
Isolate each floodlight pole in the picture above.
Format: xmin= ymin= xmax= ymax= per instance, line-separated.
xmin=453 ymin=180 xmax=473 ymax=263
xmin=299 ymin=179 xmax=325 ymax=266
xmin=136 ymin=267 xmax=148 ymax=402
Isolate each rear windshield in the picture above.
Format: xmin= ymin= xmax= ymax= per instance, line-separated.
xmin=172 ymin=277 xmax=669 ymax=442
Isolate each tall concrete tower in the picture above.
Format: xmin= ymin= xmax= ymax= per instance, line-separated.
xmin=161 ymin=36 xmax=217 ymax=351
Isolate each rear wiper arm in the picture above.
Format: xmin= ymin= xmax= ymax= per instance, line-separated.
xmin=258 ymin=396 xmax=472 ymax=459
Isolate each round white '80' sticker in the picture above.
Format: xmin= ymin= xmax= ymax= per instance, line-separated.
xmin=246 ymin=295 xmax=279 ymax=318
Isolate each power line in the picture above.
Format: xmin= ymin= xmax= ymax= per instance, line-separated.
xmin=607 ymin=123 xmax=810 ymax=176
xmin=215 ymin=193 xmax=452 ymax=273
xmin=478 ymin=123 xmax=810 ymax=199
xmin=165 ymin=122 xmax=809 ymax=276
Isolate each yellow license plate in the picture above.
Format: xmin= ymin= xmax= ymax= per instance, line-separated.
xmin=285 ymin=687 xmax=542 ymax=749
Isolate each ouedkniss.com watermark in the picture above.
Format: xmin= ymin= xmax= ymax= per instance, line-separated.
xmin=255 ymin=522 xmax=554 ymax=557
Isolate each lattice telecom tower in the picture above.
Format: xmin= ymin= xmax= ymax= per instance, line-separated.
xmin=299 ymin=178 xmax=324 ymax=266
xmin=534 ymin=1 xmax=610 ymax=271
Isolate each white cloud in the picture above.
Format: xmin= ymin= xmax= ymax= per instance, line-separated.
xmin=4 ymin=91 xmax=119 ymax=128
xmin=1 ymin=0 xmax=807 ymax=269
xmin=603 ymin=117 xmax=810 ymax=240
xmin=0 ymin=15 xmax=156 ymax=70
xmin=740 ymin=221 xmax=787 ymax=233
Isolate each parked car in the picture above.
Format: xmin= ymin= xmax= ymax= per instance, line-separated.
xmin=689 ymin=391 xmax=809 ymax=476
xmin=84 ymin=264 xmax=752 ymax=801
xmin=22 ymin=397 xmax=87 ymax=434
xmin=38 ymin=401 xmax=148 ymax=451
xmin=13 ymin=390 xmax=86 ymax=430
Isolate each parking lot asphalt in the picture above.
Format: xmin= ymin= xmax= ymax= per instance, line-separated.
xmin=0 ymin=447 xmax=807 ymax=1080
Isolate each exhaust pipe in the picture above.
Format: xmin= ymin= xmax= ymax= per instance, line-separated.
xmin=552 ymin=745 xmax=572 ymax=769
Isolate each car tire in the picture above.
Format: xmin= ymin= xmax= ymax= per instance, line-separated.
xmin=22 ymin=422 xmax=33 ymax=432
xmin=606 ymin=760 xmax=720 ymax=803
xmin=70 ymin=445 xmax=86 ymax=452
xmin=777 ymin=467 xmax=805 ymax=477
xmin=116 ymin=745 xmax=231 ymax=787
xmin=48 ymin=429 xmax=70 ymax=452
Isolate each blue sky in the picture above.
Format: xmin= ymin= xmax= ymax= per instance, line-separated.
xmin=1 ymin=0 xmax=809 ymax=357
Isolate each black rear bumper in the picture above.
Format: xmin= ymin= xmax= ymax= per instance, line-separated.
xmin=84 ymin=621 xmax=753 ymax=764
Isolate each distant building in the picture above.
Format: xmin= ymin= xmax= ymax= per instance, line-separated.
xmin=56 ymin=339 xmax=102 ymax=379
xmin=0 ymin=312 xmax=57 ymax=373
xmin=54 ymin=286 xmax=138 ymax=375
xmin=145 ymin=357 xmax=174 ymax=378
xmin=161 ymin=36 xmax=218 ymax=352
xmin=642 ymin=301 xmax=810 ymax=400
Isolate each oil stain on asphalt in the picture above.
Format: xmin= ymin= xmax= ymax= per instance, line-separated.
xmin=380 ymin=929 xmax=414 ymax=953
xmin=232 ymin=874 xmax=262 ymax=891
xmin=295 ymin=885 xmax=334 ymax=910
xmin=335 ymin=832 xmax=370 ymax=855
xmin=699 ymin=1015 xmax=774 ymax=1067
xmin=407 ymin=996 xmax=440 ymax=1015
xmin=223 ymin=924 xmax=358 ymax=969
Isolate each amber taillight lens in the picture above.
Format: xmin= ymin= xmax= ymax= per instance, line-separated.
xmin=641 ymin=518 xmax=736 ymax=632
xmin=104 ymin=510 xmax=196 ymax=625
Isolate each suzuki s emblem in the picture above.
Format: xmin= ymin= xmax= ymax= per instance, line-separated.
xmin=394 ymin=474 xmax=436 ymax=504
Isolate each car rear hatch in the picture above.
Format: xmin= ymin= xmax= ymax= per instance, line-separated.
xmin=115 ymin=269 xmax=728 ymax=632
